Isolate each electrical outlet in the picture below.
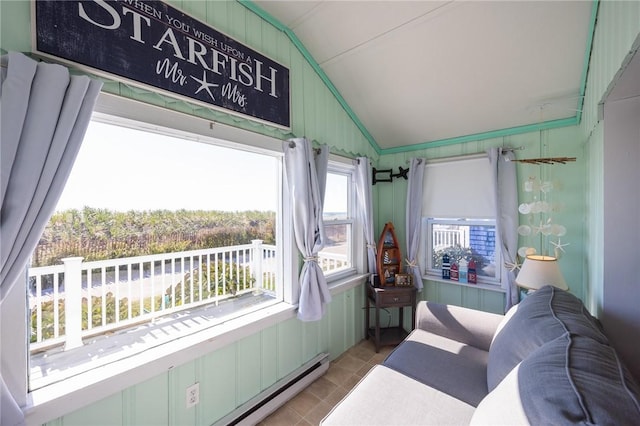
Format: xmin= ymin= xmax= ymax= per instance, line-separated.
xmin=186 ymin=382 xmax=199 ymax=408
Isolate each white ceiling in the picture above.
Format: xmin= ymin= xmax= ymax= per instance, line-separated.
xmin=253 ymin=1 xmax=594 ymax=151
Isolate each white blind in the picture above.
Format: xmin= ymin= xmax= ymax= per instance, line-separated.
xmin=422 ymin=156 xmax=496 ymax=218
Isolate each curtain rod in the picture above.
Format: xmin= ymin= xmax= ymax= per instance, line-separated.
xmin=287 ymin=138 xmax=356 ymax=163
xmin=287 ymin=140 xmax=323 ymax=156
xmin=406 ymin=146 xmax=524 ymax=164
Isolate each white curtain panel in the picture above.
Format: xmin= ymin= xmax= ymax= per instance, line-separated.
xmin=354 ymin=157 xmax=376 ymax=275
xmin=406 ymin=158 xmax=426 ymax=290
xmin=283 ymin=138 xmax=331 ymax=321
xmin=0 ymin=52 xmax=102 ymax=426
xmin=1 ymin=376 xmax=22 ymax=426
xmin=488 ymin=148 xmax=519 ymax=311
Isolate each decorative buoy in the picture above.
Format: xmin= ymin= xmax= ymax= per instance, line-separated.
xmin=468 ymin=259 xmax=477 ymax=284
xmin=450 ymin=262 xmax=459 ymax=281
xmin=442 ymin=253 xmax=451 ymax=280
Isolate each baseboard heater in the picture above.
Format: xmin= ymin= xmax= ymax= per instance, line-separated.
xmin=214 ymin=352 xmax=330 ymax=426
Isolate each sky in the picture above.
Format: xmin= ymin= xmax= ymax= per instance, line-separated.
xmin=56 ymin=121 xmax=278 ymax=212
xmin=56 ymin=120 xmax=347 ymax=214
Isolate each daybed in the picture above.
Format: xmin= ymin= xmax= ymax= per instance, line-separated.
xmin=322 ymin=286 xmax=640 ymax=425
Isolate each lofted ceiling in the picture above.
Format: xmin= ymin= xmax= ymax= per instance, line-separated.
xmin=251 ymin=1 xmax=595 ymax=152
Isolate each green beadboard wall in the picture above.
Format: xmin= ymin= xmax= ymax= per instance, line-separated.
xmin=0 ymin=1 xmax=373 ymax=424
xmin=580 ymin=1 xmax=640 ymax=314
xmin=374 ymin=125 xmax=586 ymax=313
xmin=41 ymin=287 xmax=363 ymax=426
xmin=2 ymin=0 xmax=640 ymax=423
xmin=578 ymin=0 xmax=640 ymax=315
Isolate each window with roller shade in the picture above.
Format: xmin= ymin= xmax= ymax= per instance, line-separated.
xmin=421 ymin=156 xmax=501 ymax=285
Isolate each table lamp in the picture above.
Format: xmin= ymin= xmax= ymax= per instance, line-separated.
xmin=515 ymin=254 xmax=568 ymax=291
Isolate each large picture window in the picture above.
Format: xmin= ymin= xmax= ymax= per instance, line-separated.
xmin=27 ymin=115 xmax=283 ymax=390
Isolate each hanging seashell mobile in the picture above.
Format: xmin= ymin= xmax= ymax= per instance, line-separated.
xmin=517 ymin=176 xmax=569 ymax=260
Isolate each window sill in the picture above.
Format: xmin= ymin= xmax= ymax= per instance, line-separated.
xmin=423 ymin=276 xmax=506 ymax=293
xmin=25 ymin=300 xmax=296 ymax=425
xmin=24 ymin=273 xmax=368 ymax=425
xmin=328 ymin=272 xmax=369 ymax=295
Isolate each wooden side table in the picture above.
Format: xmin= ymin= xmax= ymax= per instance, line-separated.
xmin=365 ymin=280 xmax=417 ymax=352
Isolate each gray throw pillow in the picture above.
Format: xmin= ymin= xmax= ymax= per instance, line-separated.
xmin=487 ymin=286 xmax=607 ymax=391
xmin=517 ymin=333 xmax=640 ymax=424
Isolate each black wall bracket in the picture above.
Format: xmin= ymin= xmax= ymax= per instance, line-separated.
xmin=372 ymin=166 xmax=410 ymax=185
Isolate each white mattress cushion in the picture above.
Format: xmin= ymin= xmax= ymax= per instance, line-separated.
xmin=321 ymin=365 xmax=475 ymax=425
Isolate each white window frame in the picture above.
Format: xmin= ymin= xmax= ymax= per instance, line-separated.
xmin=27 ymin=115 xmax=288 ymax=367
xmin=3 ymin=93 xmax=306 ymax=424
xmin=3 ymin=93 xmax=368 ymax=425
xmin=28 ymin=104 xmax=289 ymax=368
xmin=321 ymin=161 xmax=359 ymax=282
xmin=423 ymin=217 xmax=502 ymax=286
xmin=1 ymin=91 xmax=372 ymax=424
xmin=418 ymin=153 xmax=504 ymax=289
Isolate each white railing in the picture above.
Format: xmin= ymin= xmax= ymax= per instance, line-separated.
xmin=433 ymin=227 xmax=470 ymax=252
xmin=28 ymin=240 xmax=277 ymax=352
xmin=28 ymin=241 xmax=350 ymax=352
xmin=318 ymin=251 xmax=349 ymax=273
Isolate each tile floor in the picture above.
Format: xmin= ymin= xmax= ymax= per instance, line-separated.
xmin=258 ymin=339 xmax=395 ymax=426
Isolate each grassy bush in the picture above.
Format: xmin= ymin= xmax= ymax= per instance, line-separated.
xmin=34 ymin=207 xmax=275 ymax=266
xmin=31 ymin=207 xmax=272 ymax=343
xmin=432 ymin=244 xmax=486 ymax=272
xmin=168 ymin=261 xmax=253 ymax=306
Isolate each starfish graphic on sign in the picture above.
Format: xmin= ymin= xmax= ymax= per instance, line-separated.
xmin=191 ymin=71 xmax=218 ymax=101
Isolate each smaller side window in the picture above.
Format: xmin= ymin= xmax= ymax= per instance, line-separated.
xmin=319 ymin=164 xmax=356 ymax=279
xmin=424 ymin=218 xmax=501 ymax=285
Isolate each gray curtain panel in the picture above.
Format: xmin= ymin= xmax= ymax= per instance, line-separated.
xmin=283 ymin=138 xmax=330 ymax=321
xmin=488 ymin=147 xmax=519 ymax=311
xmin=406 ymin=158 xmax=426 ymax=290
xmin=355 ymin=157 xmax=376 ymax=275
xmin=0 ymin=52 xmax=102 ymax=426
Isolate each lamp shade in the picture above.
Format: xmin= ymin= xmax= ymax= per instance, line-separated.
xmin=515 ymin=255 xmax=568 ymax=291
